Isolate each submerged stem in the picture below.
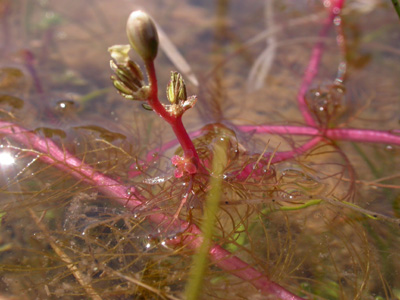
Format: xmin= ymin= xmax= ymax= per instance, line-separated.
xmin=237 ymin=125 xmax=400 ymax=146
xmin=0 ymin=120 xmax=303 ymax=300
xmin=297 ymin=0 xmax=346 ymax=126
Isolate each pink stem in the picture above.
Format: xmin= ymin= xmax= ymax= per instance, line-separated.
xmin=237 ymin=125 xmax=320 ymax=136
xmin=21 ymin=49 xmax=44 ymax=94
xmin=235 ymin=136 xmax=323 ymax=180
xmin=297 ymin=0 xmax=346 ymax=126
xmin=233 ymin=123 xmax=399 ymax=179
xmin=0 ymin=120 xmax=303 ymax=300
xmin=236 ymin=125 xmax=400 ymax=146
xmin=326 ymin=128 xmax=400 ymax=145
xmin=270 ymin=137 xmax=323 ymax=163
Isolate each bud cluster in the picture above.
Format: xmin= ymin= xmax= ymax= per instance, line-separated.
xmin=109 ymin=45 xmax=149 ymax=101
xmin=165 ymin=71 xmax=197 ymax=117
xmin=108 ymin=9 xmax=160 ymax=102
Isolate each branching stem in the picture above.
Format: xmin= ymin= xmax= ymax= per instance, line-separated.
xmin=145 ymin=60 xmax=200 ymax=168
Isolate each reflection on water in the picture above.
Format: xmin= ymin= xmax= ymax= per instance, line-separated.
xmin=0 ymin=0 xmax=399 ymax=299
xmin=0 ymin=151 xmax=14 ymax=166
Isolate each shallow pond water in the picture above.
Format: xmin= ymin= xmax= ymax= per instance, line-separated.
xmin=0 ymin=0 xmax=399 ymax=299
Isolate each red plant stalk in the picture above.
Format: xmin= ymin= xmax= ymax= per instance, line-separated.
xmin=297 ymin=0 xmax=346 ymax=126
xmin=145 ymin=60 xmax=200 ymax=171
xmin=128 ymin=130 xmax=204 ymax=178
xmin=0 ymin=120 xmax=304 ymax=300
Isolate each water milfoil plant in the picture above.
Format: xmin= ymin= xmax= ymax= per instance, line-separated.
xmin=110 ymin=11 xmax=199 ymax=174
xmin=0 ymin=1 xmax=399 ymax=299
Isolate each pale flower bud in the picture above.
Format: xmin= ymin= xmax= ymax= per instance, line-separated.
xmin=126 ymin=11 xmax=159 ymax=62
xmin=108 ymin=44 xmax=131 ymax=64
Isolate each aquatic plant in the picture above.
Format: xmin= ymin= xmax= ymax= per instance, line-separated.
xmin=0 ymin=0 xmax=399 ymax=299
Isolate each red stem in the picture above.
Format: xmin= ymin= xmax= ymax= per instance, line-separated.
xmin=145 ymin=60 xmax=200 ymax=165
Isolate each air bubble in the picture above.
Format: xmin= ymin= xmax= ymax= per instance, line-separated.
xmin=126 ymin=187 xmax=135 ymax=196
xmin=385 ymin=145 xmax=394 ymax=151
xmin=333 ymin=16 xmax=341 ymax=26
xmin=143 ymin=176 xmax=167 ymax=184
xmin=55 ymin=99 xmax=76 ymax=113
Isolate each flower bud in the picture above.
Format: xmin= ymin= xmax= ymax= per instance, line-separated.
xmin=167 ymin=71 xmax=187 ymax=104
xmin=108 ymin=44 xmax=131 ymax=64
xmin=126 ymin=10 xmax=159 ymax=62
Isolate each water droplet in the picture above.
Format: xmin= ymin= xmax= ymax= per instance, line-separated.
xmin=385 ymin=145 xmax=394 ymax=151
xmin=333 ymin=16 xmax=341 ymax=26
xmin=55 ymin=99 xmax=76 ymax=113
xmin=333 ymin=7 xmax=341 ymax=14
xmin=126 ymin=187 xmax=135 ymax=195
xmin=143 ymin=176 xmax=168 ymax=185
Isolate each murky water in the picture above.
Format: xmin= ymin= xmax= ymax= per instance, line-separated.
xmin=0 ymin=0 xmax=399 ymax=299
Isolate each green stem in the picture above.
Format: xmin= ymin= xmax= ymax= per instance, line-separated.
xmin=185 ymin=139 xmax=227 ymax=300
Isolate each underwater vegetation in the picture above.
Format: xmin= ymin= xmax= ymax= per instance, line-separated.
xmin=0 ymin=0 xmax=399 ymax=299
